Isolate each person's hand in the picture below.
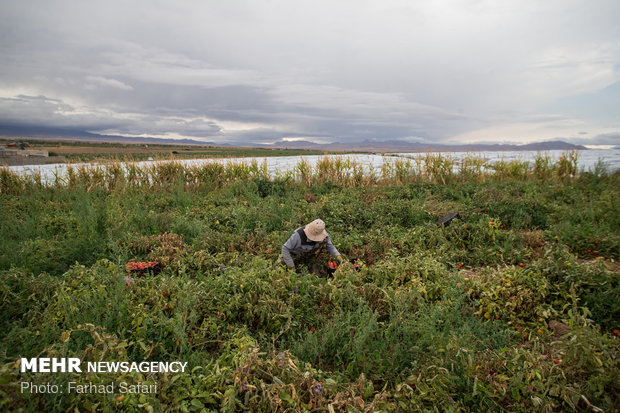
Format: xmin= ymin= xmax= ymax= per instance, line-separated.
xmin=336 ymin=255 xmax=344 ymax=264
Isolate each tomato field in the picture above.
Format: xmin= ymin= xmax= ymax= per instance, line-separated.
xmin=1 ymin=153 xmax=619 ymax=412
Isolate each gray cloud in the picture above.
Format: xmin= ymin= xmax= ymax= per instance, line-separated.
xmin=592 ymin=133 xmax=620 ymax=145
xmin=567 ymin=132 xmax=620 ymax=146
xmin=1 ymin=0 xmax=619 ymax=144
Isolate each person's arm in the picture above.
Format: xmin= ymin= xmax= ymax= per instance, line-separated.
xmin=325 ymin=233 xmax=342 ymax=262
xmin=281 ymin=232 xmax=301 ymax=268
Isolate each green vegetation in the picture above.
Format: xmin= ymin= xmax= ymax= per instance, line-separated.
xmin=60 ymin=147 xmax=336 ymax=163
xmin=1 ymin=153 xmax=619 ymax=412
xmin=0 ymin=138 xmax=339 ymax=163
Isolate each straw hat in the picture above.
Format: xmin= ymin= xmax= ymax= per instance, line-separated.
xmin=304 ymin=219 xmax=328 ymax=242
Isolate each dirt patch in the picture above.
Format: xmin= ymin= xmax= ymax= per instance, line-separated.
xmin=423 ymin=198 xmax=463 ymax=218
xmin=578 ymin=257 xmax=620 ymax=273
xmin=475 ymin=187 xmax=504 ymax=203
xmin=37 ymin=145 xmax=166 ymax=155
xmin=548 ymin=320 xmax=571 ymax=340
xmin=304 ymin=193 xmax=317 ymax=203
xmin=362 ymin=191 xmax=385 ymax=205
xmin=519 ymin=230 xmax=545 ymax=257
xmin=458 ymin=268 xmax=480 ymax=279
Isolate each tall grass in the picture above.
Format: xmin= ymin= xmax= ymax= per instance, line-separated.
xmin=492 ymin=159 xmax=530 ymax=181
xmin=458 ymin=154 xmax=488 ymax=183
xmin=312 ymin=156 xmax=370 ymax=187
xmin=533 ymin=152 xmax=554 ymax=181
xmin=380 ymin=157 xmax=419 ymax=184
xmin=294 ymin=158 xmax=313 ymax=186
xmin=557 ymin=150 xmax=579 ymax=180
xmin=0 ymin=151 xmax=601 ymax=195
xmin=422 ymin=152 xmax=455 ymax=184
xmin=0 ymin=168 xmax=29 ymax=195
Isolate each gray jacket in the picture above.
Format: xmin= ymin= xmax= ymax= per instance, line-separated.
xmin=281 ymin=227 xmax=340 ymax=268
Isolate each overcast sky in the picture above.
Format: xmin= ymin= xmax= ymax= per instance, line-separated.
xmin=1 ymin=0 xmax=619 ymax=146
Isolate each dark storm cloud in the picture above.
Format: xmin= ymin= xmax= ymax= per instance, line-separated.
xmin=585 ymin=133 xmax=620 ymax=146
xmin=0 ymin=0 xmax=619 ymax=144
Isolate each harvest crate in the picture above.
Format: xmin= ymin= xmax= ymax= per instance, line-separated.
xmin=125 ymin=261 xmax=161 ymax=276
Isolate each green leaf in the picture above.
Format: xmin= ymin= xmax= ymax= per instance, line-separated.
xmin=191 ymin=399 xmax=205 ymax=409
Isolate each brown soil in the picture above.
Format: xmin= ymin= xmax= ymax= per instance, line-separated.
xmin=36 ymin=145 xmax=197 ymax=155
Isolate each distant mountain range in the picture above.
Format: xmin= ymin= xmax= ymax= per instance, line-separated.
xmin=0 ymin=124 xmax=587 ymax=152
xmin=261 ymin=138 xmax=587 ymax=152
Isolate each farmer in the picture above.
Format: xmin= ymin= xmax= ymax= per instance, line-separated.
xmin=280 ymin=219 xmax=343 ymax=276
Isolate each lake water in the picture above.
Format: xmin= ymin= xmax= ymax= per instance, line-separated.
xmin=7 ymin=149 xmax=620 ymax=185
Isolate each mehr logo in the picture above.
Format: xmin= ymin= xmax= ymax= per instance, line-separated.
xmin=21 ymin=358 xmax=82 ymax=373
xmin=20 ymin=358 xmax=188 ymax=373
